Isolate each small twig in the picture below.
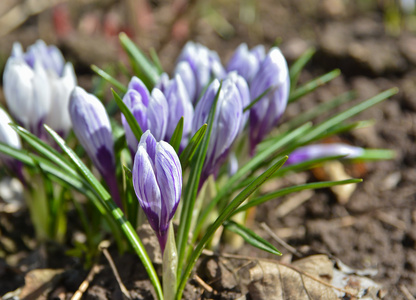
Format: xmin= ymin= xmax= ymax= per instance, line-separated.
xmin=99 ymin=241 xmax=132 ymax=300
xmin=194 ymin=274 xmax=215 ymax=294
xmin=261 ymin=222 xmax=303 ymax=257
xmin=375 ymin=210 xmax=407 ymax=230
xmin=399 ymin=284 xmax=416 ymax=300
xmin=71 ymin=264 xmax=103 ymax=300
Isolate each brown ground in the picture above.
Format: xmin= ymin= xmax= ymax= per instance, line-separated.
xmin=0 ymin=0 xmax=415 ymax=299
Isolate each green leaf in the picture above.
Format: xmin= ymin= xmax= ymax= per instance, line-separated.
xmin=176 ymin=156 xmax=288 ymax=300
xmin=289 ymin=47 xmax=316 ymax=89
xmin=179 ymin=124 xmax=207 ymax=170
xmin=149 ymin=47 xmax=163 ymax=74
xmin=119 ymin=33 xmax=159 ymax=89
xmin=176 ymin=82 xmax=222 ymax=280
xmin=44 ymin=125 xmax=164 ymax=300
xmin=232 ymin=179 xmax=362 ymax=215
xmin=296 ymin=88 xmax=398 ymax=145
xmin=170 ymin=117 xmax=184 ymax=153
xmin=9 ymin=124 xmax=78 ymax=178
xmin=282 ymin=91 xmax=355 ymax=132
xmin=224 ymin=220 xmax=281 ymax=255
xmin=0 ymin=141 xmax=35 ymax=167
xmin=355 ymin=149 xmax=396 ymax=160
xmin=193 ymin=122 xmax=312 ymax=242
xmin=91 ymin=65 xmax=128 ymax=93
xmin=111 ymin=89 xmax=143 ymax=143
xmin=243 ymin=87 xmax=271 ymax=112
xmin=289 ymin=69 xmax=341 ymax=103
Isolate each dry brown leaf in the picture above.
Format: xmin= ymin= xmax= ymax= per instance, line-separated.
xmin=239 ymin=255 xmax=337 ymax=300
xmin=19 ymin=268 xmax=64 ymax=299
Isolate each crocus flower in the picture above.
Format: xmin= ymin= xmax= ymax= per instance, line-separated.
xmin=3 ymin=40 xmax=76 ymax=138
xmin=176 ymin=41 xmax=226 ymax=104
xmin=132 ymin=131 xmax=182 ymax=253
xmin=69 ymin=87 xmax=121 ymax=207
xmin=286 ymin=143 xmax=365 ymax=165
xmin=0 ymin=108 xmax=23 ymax=180
xmin=174 ymin=61 xmax=196 ymax=105
xmin=249 ymin=47 xmax=290 ymax=153
xmin=122 ymin=77 xmax=168 ymax=155
xmin=192 ymin=77 xmax=244 ymax=182
xmin=227 ymin=43 xmax=265 ymax=83
xmin=158 ymin=73 xmax=194 ymax=151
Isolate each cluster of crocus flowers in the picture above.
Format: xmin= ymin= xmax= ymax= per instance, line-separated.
xmin=3 ymin=40 xmax=77 ymax=139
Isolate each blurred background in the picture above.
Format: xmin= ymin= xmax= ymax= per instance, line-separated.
xmin=1 ymin=0 xmax=416 ymax=298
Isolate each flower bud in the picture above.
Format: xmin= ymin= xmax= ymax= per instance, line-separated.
xmin=286 ymin=143 xmax=365 ymax=165
xmin=122 ymin=77 xmax=168 ymax=154
xmin=174 ymin=61 xmax=196 ymax=103
xmin=192 ymin=77 xmax=244 ymax=181
xmin=3 ymin=40 xmax=76 ymax=138
xmin=176 ymin=42 xmax=226 ymax=104
xmin=249 ymin=47 xmax=290 ymax=152
xmin=227 ymin=43 xmax=265 ymax=83
xmin=161 ymin=74 xmax=194 ymax=151
xmin=133 ymin=130 xmax=182 ymax=253
xmin=69 ymin=87 xmax=121 ymax=206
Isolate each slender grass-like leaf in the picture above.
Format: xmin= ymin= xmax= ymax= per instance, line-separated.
xmin=282 ymin=91 xmax=356 ymax=131
xmin=170 ymin=117 xmax=184 ymax=153
xmin=176 ymin=83 xmax=222 ymax=279
xmin=119 ymin=33 xmax=159 ymax=89
xmin=176 ymin=156 xmax=288 ymax=300
xmin=179 ymin=124 xmax=207 ymax=169
xmin=0 ymin=141 xmax=35 ymax=166
xmin=9 ymin=124 xmax=78 ymax=177
xmin=193 ymin=123 xmax=311 ymax=241
xmin=355 ymin=149 xmax=396 ymax=160
xmin=289 ymin=69 xmax=341 ymax=103
xmin=289 ymin=47 xmax=316 ymax=89
xmin=296 ymin=88 xmax=398 ymax=144
xmin=223 ymin=220 xmax=281 ymax=255
xmin=111 ymin=89 xmax=143 ymax=142
xmin=149 ymin=47 xmax=163 ymax=74
xmin=91 ymin=65 xmax=128 ymax=93
xmin=232 ymin=179 xmax=362 ymax=215
xmin=44 ymin=125 xmax=164 ymax=300
xmin=243 ymin=87 xmax=271 ymax=112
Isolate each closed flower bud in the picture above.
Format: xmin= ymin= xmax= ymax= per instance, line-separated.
xmin=122 ymin=77 xmax=168 ymax=154
xmin=286 ymin=143 xmax=365 ymax=165
xmin=176 ymin=41 xmax=226 ymax=104
xmin=192 ymin=77 xmax=244 ymax=181
xmin=3 ymin=40 xmax=76 ymax=138
xmin=227 ymin=43 xmax=264 ymax=83
xmin=249 ymin=47 xmax=290 ymax=152
xmin=174 ymin=61 xmax=196 ymax=104
xmin=133 ymin=130 xmax=182 ymax=253
xmin=69 ymin=87 xmax=121 ymax=207
xmin=161 ymin=74 xmax=194 ymax=151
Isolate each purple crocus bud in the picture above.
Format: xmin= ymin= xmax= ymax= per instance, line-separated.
xmin=122 ymin=77 xmax=168 ymax=154
xmin=155 ymin=72 xmax=170 ymax=94
xmin=69 ymin=87 xmax=121 ymax=207
xmin=249 ymin=47 xmax=290 ymax=153
xmin=162 ymin=74 xmax=194 ymax=151
xmin=174 ymin=61 xmax=196 ymax=104
xmin=132 ymin=130 xmax=182 ymax=253
xmin=286 ymin=143 xmax=365 ymax=165
xmin=0 ymin=108 xmax=23 ymax=179
xmin=227 ymin=43 xmax=265 ymax=83
xmin=3 ymin=41 xmax=77 ymax=139
xmin=176 ymin=42 xmax=226 ymax=104
xmin=3 ymin=54 xmax=51 ymax=138
xmin=192 ymin=78 xmax=243 ymax=182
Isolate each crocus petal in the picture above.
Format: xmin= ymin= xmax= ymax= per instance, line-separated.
xmin=45 ymin=62 xmax=77 ymax=137
xmin=147 ymin=89 xmax=168 ymax=141
xmin=128 ymin=76 xmax=150 ymax=106
xmin=174 ymin=61 xmax=196 ymax=104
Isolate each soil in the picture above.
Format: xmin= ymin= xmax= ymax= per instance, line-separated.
xmin=0 ymin=0 xmax=416 ymax=299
